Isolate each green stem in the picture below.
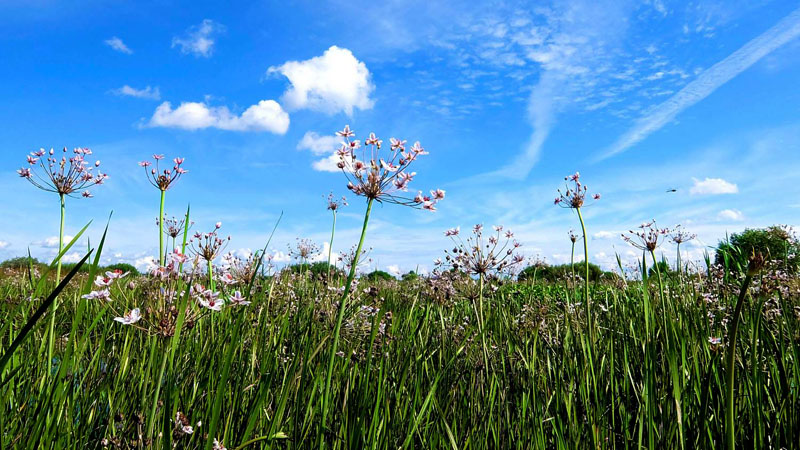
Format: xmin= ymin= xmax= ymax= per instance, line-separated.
xmin=328 ymin=210 xmax=336 ymax=280
xmin=576 ymin=208 xmax=591 ymax=329
xmin=48 ymin=194 xmax=66 ymax=373
xmin=725 ymin=273 xmax=754 ymax=450
xmin=208 ymin=259 xmax=215 ymax=291
xmin=158 ymin=189 xmax=166 ymax=266
xmin=570 ymin=241 xmax=576 ymax=302
xmin=320 ymin=198 xmax=373 ymax=444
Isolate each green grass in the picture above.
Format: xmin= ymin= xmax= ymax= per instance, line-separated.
xmin=1 ymin=264 xmax=798 ymax=449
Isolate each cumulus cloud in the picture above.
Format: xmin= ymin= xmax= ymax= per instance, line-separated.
xmin=172 ymin=19 xmax=224 ymax=58
xmin=311 ymin=153 xmax=343 ymax=173
xmin=104 ymin=36 xmax=132 ymax=54
xmin=593 ymin=231 xmax=616 ymax=240
xmin=297 ymin=131 xmax=341 ymax=155
xmin=717 ymin=209 xmax=744 ymax=221
xmin=268 ymin=46 xmax=374 ymax=115
xmin=148 ymin=100 xmax=289 ymax=133
xmin=689 ymin=177 xmax=738 ymax=195
xmin=61 ymin=252 xmax=83 ymax=264
xmin=269 ymin=250 xmax=291 ymax=263
xmin=134 ymin=256 xmax=157 ymax=273
xmin=386 ymin=264 xmax=401 ymax=277
xmin=112 ymin=85 xmax=161 ymax=100
xmin=33 ymin=236 xmax=74 ymax=248
xmin=0 ymin=240 xmax=9 ymax=250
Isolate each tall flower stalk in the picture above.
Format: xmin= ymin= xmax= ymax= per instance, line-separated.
xmin=325 ymin=193 xmax=347 ymax=279
xmin=554 ymin=172 xmax=600 ymax=326
xmin=18 ymin=146 xmax=107 ymax=369
xmin=724 ymin=252 xmax=764 ymax=450
xmin=140 ymin=155 xmax=187 ymax=265
xmin=189 ymin=222 xmax=229 ymax=290
xmin=435 ymin=224 xmax=523 ymax=362
xmin=319 ymin=125 xmax=443 ymax=443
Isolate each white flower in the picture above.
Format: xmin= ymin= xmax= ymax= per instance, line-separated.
xmin=82 ymin=289 xmax=111 ymax=301
xmin=114 ymin=308 xmax=141 ymax=325
xmin=228 ymin=290 xmax=250 ymax=306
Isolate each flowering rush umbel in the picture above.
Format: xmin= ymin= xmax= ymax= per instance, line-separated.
xmin=140 ymin=154 xmax=187 ymax=265
xmin=190 ymin=222 xmax=230 ymax=288
xmin=554 ymin=171 xmax=599 ymax=327
xmin=20 ymin=146 xmax=109 ymax=368
xmin=321 ymin=124 xmax=445 ymax=434
xmin=335 ymin=125 xmax=444 ymax=210
xmin=437 ymin=224 xmax=524 ymax=279
xmin=19 ymin=147 xmax=108 ymax=198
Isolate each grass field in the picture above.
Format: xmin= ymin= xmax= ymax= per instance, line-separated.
xmin=1 ymin=249 xmax=798 ymax=449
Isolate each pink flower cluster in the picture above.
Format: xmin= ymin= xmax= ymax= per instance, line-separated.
xmin=19 ymin=147 xmax=108 ymax=197
xmin=622 ymin=220 xmax=672 ymax=252
xmin=139 ymin=154 xmax=187 ymax=191
xmin=334 ymin=125 xmax=444 ymax=210
xmin=190 ymin=222 xmax=230 ymax=263
xmin=554 ymin=172 xmax=600 ymax=209
xmin=436 ymin=224 xmax=524 ymax=278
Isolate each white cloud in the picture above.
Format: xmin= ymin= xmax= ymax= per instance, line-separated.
xmin=297 ymin=131 xmax=341 ymax=155
xmin=134 ymin=256 xmax=157 ymax=273
xmin=104 ymin=36 xmax=132 ymax=54
xmin=602 ymin=5 xmax=800 ymax=159
xmin=717 ymin=209 xmax=744 ymax=221
xmin=269 ymin=250 xmax=291 ymax=263
xmin=311 ymin=153 xmax=342 ymax=173
xmin=172 ymin=19 xmax=224 ymax=58
xmin=268 ymin=46 xmax=374 ymax=115
xmin=148 ymin=100 xmax=289 ymax=133
xmin=61 ymin=252 xmax=83 ymax=264
xmin=0 ymin=241 xmax=9 ymax=250
xmin=593 ymin=231 xmax=616 ymax=240
xmin=689 ymin=177 xmax=738 ymax=195
xmin=386 ymin=264 xmax=401 ymax=277
xmin=112 ymin=85 xmax=161 ymax=100
xmin=33 ymin=236 xmax=74 ymax=248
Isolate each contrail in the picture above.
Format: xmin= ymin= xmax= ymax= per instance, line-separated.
xmin=599 ymin=5 xmax=800 ymax=160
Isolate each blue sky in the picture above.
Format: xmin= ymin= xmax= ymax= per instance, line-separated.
xmin=1 ymin=0 xmax=799 ymax=275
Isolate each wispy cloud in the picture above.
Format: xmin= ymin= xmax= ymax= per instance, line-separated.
xmin=111 ymin=85 xmax=161 ymax=100
xmin=172 ymin=19 xmax=224 ymax=58
xmin=600 ymin=5 xmax=800 ymax=160
xmin=104 ymin=36 xmax=132 ymax=54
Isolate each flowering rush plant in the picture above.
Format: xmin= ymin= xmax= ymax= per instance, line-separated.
xmin=335 ymin=125 xmax=444 ymax=210
xmin=554 ymin=172 xmax=600 ymax=209
xmin=18 ymin=147 xmax=108 ymax=198
xmin=436 ymin=224 xmax=524 ymax=279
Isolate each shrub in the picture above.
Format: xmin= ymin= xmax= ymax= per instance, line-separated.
xmin=0 ymin=256 xmax=43 ymax=270
xmin=363 ymin=270 xmax=395 ymax=281
xmin=715 ymin=225 xmax=799 ymax=274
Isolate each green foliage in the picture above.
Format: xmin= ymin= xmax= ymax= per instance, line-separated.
xmin=0 ymin=256 xmax=43 ymax=270
xmin=518 ymin=261 xmax=610 ymax=282
xmin=103 ymin=262 xmax=140 ymax=276
xmin=363 ymin=269 xmax=395 ymax=281
xmin=715 ymin=225 xmax=799 ymax=274
xmin=286 ymin=261 xmax=343 ymax=278
xmin=648 ymin=260 xmax=672 ymax=278
xmin=401 ymin=271 xmax=418 ymax=281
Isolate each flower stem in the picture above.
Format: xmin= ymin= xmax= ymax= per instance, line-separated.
xmin=48 ymin=193 xmax=66 ymax=373
xmin=320 ymin=198 xmax=373 ymax=444
xmin=725 ymin=272 xmax=754 ymax=450
xmin=576 ymin=207 xmax=591 ymax=329
xmin=158 ymin=189 xmax=166 ymax=266
xmin=327 ymin=210 xmax=337 ymax=280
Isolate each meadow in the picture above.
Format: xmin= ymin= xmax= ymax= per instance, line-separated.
xmin=1 ymin=131 xmax=799 ymax=449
